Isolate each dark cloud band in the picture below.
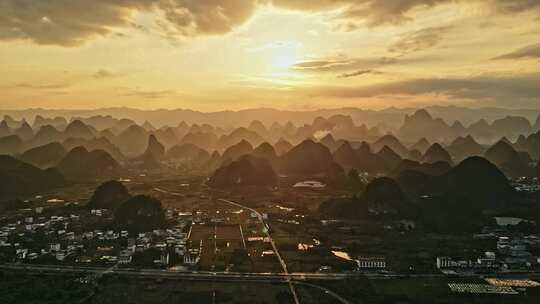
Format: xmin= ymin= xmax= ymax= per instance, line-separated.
xmin=0 ymin=0 xmax=538 ymax=47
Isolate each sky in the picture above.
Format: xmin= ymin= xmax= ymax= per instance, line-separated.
xmin=1 ymin=0 xmax=540 ymax=111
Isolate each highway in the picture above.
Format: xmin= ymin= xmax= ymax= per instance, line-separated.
xmin=0 ymin=263 xmax=353 ymax=280
xmin=0 ymin=263 xmax=351 ymax=303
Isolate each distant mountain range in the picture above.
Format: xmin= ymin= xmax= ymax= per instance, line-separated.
xmin=3 ymin=107 xmax=540 ymax=189
xmin=2 ymin=106 xmax=540 ymax=130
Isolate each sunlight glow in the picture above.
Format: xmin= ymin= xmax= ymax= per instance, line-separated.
xmin=271 ymin=47 xmax=299 ymax=69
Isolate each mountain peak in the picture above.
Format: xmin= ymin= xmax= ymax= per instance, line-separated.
xmin=144 ymin=134 xmax=165 ymax=159
xmin=409 ymin=109 xmax=433 ymax=121
xmin=422 ymin=143 xmax=452 ymax=164
xmin=142 ymin=120 xmax=156 ymax=131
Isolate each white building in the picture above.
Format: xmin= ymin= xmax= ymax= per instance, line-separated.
xmin=160 ymin=251 xmax=169 ymax=265
xmin=437 ymin=257 xmax=458 ymax=269
xmin=357 ymin=257 xmax=386 ymax=269
xmin=118 ymin=250 xmax=133 ymax=264
xmin=183 ymin=253 xmax=199 ymax=265
xmin=50 ymin=243 xmax=61 ymax=252
xmin=293 ymin=181 xmax=326 ymax=188
xmin=55 ymin=251 xmax=67 ymax=261
xmin=16 ymin=249 xmax=28 ymax=259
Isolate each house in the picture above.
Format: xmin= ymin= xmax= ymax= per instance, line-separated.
xmin=477 ymin=252 xmax=500 ymax=269
xmin=50 ymin=243 xmax=61 ymax=252
xmin=136 ymin=243 xmax=150 ymax=252
xmin=16 ymin=249 xmax=28 ymax=259
xmin=118 ymin=250 xmax=133 ymax=264
xmin=293 ymin=181 xmax=326 ymax=188
xmin=160 ymin=251 xmax=169 ymax=265
xmin=183 ymin=252 xmax=199 ymax=265
xmin=437 ymin=257 xmax=458 ymax=269
xmin=55 ymin=250 xmax=67 ymax=261
xmin=357 ymin=257 xmax=386 ymax=269
xmin=174 ymin=245 xmax=185 ymax=256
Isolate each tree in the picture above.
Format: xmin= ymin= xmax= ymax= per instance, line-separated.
xmin=88 ymin=180 xmax=130 ymax=210
xmin=114 ymin=195 xmax=165 ymax=233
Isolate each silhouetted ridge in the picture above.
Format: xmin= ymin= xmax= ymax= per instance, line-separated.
xmin=20 ymin=142 xmax=67 ymax=169
xmin=221 ymin=139 xmax=253 ymax=163
xmin=447 ymin=135 xmax=484 ymax=161
xmin=279 ymin=139 xmax=344 ymax=178
xmin=410 ymin=138 xmax=430 ymax=154
xmin=252 ymin=142 xmax=278 ymax=166
xmin=0 ymin=135 xmax=23 ymax=155
xmin=392 ymin=159 xmax=451 ymax=177
xmin=88 ymin=180 xmax=130 ymax=210
xmin=114 ymin=124 xmax=149 ymax=156
xmin=0 ymin=120 xmax=10 ymax=137
xmin=372 ymin=134 xmax=409 ymax=158
xmin=274 ymin=138 xmax=293 ymax=156
xmin=14 ymin=121 xmax=34 ymax=141
xmin=484 ymin=140 xmax=529 ymax=177
xmin=399 ymin=109 xmax=453 ymax=142
xmin=166 ymin=144 xmax=210 ymax=163
xmin=0 ymin=155 xmax=65 ymax=198
xmin=363 ymin=177 xmax=409 ymax=215
xmin=114 ymin=195 xmax=165 ymax=233
xmin=427 ymin=156 xmax=514 ymax=205
xmin=422 ymin=143 xmax=452 ymax=164
xmin=209 ymin=155 xmax=277 ymax=188
xmin=57 ymin=146 xmax=121 ymax=181
xmin=376 ymin=145 xmax=402 ymax=171
xmin=64 ymin=120 xmax=94 ymax=140
xmin=333 ymin=141 xmax=357 ymax=171
xmin=143 ymin=134 xmax=165 ymax=160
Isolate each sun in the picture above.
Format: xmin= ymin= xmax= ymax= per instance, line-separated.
xmin=272 ymin=48 xmax=299 ymax=69
xmin=266 ymin=41 xmax=301 ymax=70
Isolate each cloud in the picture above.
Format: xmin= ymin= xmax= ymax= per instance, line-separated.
xmin=119 ymin=87 xmax=179 ymax=99
xmin=338 ymin=0 xmax=452 ymax=27
xmin=337 ymin=70 xmax=380 ymax=78
xmin=492 ymin=42 xmax=540 ymax=60
xmin=1 ymin=0 xmax=539 ymax=47
xmin=491 ymin=0 xmax=540 ymax=13
xmin=389 ymin=26 xmax=452 ymax=55
xmin=311 ymin=72 xmax=540 ymax=106
xmin=2 ymin=82 xmax=71 ymax=90
xmin=0 ymin=0 xmax=258 ymax=46
xmin=93 ymin=69 xmax=120 ymax=79
xmin=292 ymin=57 xmax=396 ymax=73
xmin=158 ymin=0 xmax=258 ymax=37
xmin=274 ymin=0 xmax=540 ymax=29
xmin=291 ymin=54 xmax=432 ymax=78
xmin=0 ymin=0 xmax=155 ymax=46
xmin=271 ymin=0 xmax=452 ymax=26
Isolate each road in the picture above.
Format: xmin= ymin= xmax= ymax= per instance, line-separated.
xmin=293 ymin=281 xmax=351 ymax=304
xmin=218 ymin=198 xmax=301 ymax=304
xmin=0 ymin=263 xmax=352 ymax=303
xmin=137 ymin=188 xmax=349 ymax=303
xmin=153 ymin=187 xmax=185 ymax=196
xmin=0 ymin=263 xmax=352 ymax=280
